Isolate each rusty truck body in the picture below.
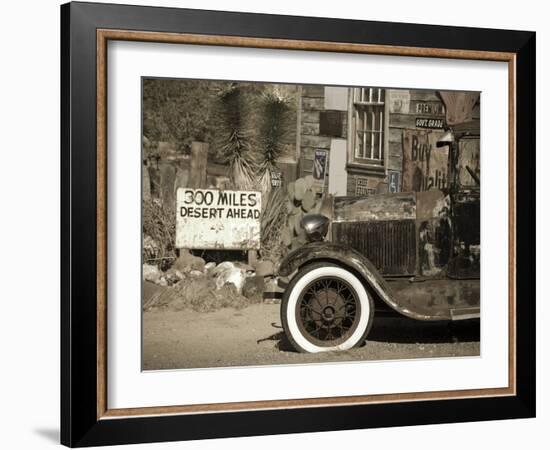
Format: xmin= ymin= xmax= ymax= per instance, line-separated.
xmin=277 ymin=122 xmax=480 ymax=353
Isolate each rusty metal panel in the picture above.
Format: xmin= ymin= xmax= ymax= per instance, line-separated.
xmin=457 ymin=138 xmax=480 ymax=187
xmin=332 ymin=220 xmax=416 ymax=275
xmin=176 ymin=188 xmax=261 ymax=250
xmin=388 ymin=278 xmax=480 ymax=320
xmin=416 ymin=190 xmax=452 ymax=277
xmin=333 ymin=192 xmax=416 ymax=222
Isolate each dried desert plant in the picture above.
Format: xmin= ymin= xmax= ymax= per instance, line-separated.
xmin=142 ymin=199 xmax=176 ymax=270
xmin=217 ymin=85 xmax=258 ymax=190
xmin=257 ymin=90 xmax=292 ymax=195
xmin=260 ymin=187 xmax=290 ymax=264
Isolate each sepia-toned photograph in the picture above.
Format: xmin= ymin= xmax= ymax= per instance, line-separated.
xmin=141 ymin=78 xmax=481 ymax=370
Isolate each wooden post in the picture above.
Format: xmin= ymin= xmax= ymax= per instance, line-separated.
xmin=248 ymin=249 xmax=258 ymax=267
xmin=142 ymin=164 xmax=151 ymax=202
xmin=180 ymin=141 xmax=209 ymax=258
xmin=189 ymin=141 xmax=208 ymax=188
xmin=159 ymin=162 xmax=176 ymax=211
xmin=295 ymin=86 xmax=302 ymax=178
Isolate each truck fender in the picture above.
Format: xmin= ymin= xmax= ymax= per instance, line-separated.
xmin=278 ymin=241 xmax=440 ymax=321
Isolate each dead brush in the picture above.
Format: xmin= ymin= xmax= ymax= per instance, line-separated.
xmin=257 ymin=90 xmax=292 ymax=196
xmin=142 ymin=199 xmax=176 ymax=270
xmin=260 ymin=187 xmax=290 ymax=265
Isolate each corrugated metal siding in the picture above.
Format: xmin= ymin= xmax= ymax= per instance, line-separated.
xmin=332 ymin=220 xmax=416 ymax=275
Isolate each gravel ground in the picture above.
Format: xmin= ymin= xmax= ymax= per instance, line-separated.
xmin=142 ymin=303 xmax=480 ymax=370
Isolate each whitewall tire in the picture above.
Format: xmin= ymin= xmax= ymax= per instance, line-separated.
xmin=281 ymin=262 xmax=374 ymax=353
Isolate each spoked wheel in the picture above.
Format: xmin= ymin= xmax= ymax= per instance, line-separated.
xmin=281 ymin=262 xmax=374 ymax=353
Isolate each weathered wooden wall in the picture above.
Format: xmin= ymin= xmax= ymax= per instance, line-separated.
xmin=298 ymin=85 xmax=348 ymax=183
xmin=299 ymin=85 xmax=329 ymax=178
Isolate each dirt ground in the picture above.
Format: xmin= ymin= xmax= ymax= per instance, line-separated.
xmin=142 ymin=302 xmax=480 ymax=370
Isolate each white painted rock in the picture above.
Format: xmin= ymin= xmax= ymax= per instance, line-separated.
xmin=143 ymin=264 xmax=161 ymax=283
xmin=212 ymin=261 xmax=234 ymax=276
xmin=204 ymin=262 xmax=217 ymax=275
xmin=215 ymin=266 xmax=247 ymax=293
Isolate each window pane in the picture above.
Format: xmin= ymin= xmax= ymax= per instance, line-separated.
xmin=370 ymin=131 xmax=382 ymax=160
xmin=373 ymin=109 xmax=381 ymax=131
xmin=365 ymin=132 xmax=372 ymax=159
xmin=356 ymin=131 xmax=363 ymax=158
xmin=354 ymin=104 xmax=384 ymax=130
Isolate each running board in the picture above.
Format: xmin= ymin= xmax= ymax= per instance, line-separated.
xmin=450 ymin=307 xmax=480 ymax=320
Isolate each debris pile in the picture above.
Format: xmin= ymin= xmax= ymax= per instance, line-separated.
xmin=142 ymin=253 xmax=279 ymax=312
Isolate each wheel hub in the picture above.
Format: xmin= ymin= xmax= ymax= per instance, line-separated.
xmin=321 ymin=305 xmax=336 ymax=322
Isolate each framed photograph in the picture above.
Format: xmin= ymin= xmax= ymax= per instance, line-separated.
xmin=61 ymin=1 xmax=536 ymax=447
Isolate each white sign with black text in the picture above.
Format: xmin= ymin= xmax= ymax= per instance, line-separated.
xmin=176 ymin=188 xmax=261 ymax=250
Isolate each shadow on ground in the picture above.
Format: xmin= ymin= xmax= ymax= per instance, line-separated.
xmin=366 ymin=317 xmax=480 ymax=344
xmin=257 ymin=322 xmax=296 ymax=352
xmin=258 ymin=317 xmax=480 ymax=354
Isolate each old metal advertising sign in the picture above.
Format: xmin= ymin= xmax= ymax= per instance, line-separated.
xmin=415 ymin=102 xmax=445 ymax=115
xmin=312 ymin=149 xmax=328 ymax=191
xmin=402 ymin=130 xmax=448 ymax=192
xmin=176 ymin=188 xmax=261 ymax=250
xmin=388 ymin=170 xmax=401 ymax=193
xmin=388 ymin=90 xmax=411 ymax=114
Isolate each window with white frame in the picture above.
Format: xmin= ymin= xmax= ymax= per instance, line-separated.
xmin=351 ymin=87 xmax=386 ymax=166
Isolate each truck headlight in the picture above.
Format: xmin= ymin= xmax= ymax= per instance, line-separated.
xmin=300 ymin=214 xmax=330 ymax=242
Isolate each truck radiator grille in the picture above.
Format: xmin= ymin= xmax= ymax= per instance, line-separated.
xmin=332 ymin=220 xmax=416 ymax=275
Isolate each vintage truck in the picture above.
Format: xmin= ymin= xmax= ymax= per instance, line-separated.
xmin=277 ymin=122 xmax=480 ymax=353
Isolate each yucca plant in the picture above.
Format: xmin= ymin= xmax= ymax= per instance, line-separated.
xmin=257 ymin=90 xmax=292 ymax=195
xmin=217 ymin=85 xmax=257 ymax=190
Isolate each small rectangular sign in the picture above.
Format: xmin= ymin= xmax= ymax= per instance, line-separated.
xmin=415 ymin=102 xmax=445 ymax=115
xmin=415 ymin=117 xmax=446 ymax=129
xmin=270 ymin=169 xmax=282 ymax=187
xmin=355 ymin=177 xmax=377 ymax=196
xmin=176 ymin=188 xmax=261 ymax=250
